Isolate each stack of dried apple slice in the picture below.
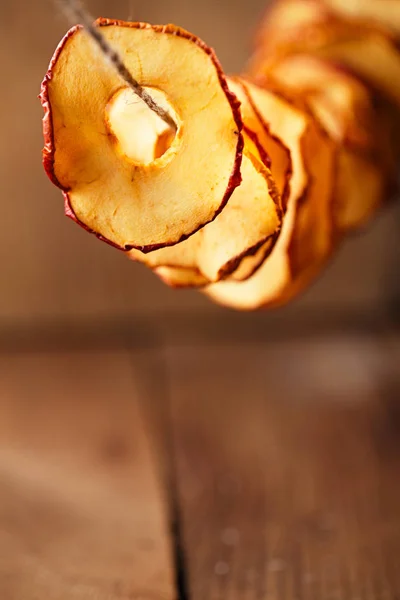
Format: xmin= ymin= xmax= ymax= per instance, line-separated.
xmin=41 ymin=3 xmax=400 ymax=310
xmin=41 ymin=21 xmax=283 ymax=291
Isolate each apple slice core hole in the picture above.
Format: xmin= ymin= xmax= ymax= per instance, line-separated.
xmin=106 ymin=86 xmax=178 ymax=165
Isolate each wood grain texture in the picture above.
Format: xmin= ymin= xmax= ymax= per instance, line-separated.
xmin=0 ymin=350 xmax=174 ymax=600
xmin=167 ymin=338 xmax=400 ymax=599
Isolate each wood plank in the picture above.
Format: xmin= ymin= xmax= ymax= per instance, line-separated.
xmin=167 ymin=336 xmax=400 ymax=599
xmin=0 ymin=350 xmax=175 ymax=600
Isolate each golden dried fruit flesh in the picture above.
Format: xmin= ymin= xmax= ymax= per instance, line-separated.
xmin=199 ymin=151 xmax=281 ymax=281
xmin=258 ymin=78 xmax=336 ymax=271
xmin=228 ymin=77 xmax=292 ymax=208
xmin=155 ymin=266 xmax=208 ymax=288
xmin=322 ymin=0 xmax=400 ymax=36
xmin=252 ymin=1 xmax=400 ymax=109
xmin=268 ymin=54 xmax=386 ymax=231
xmin=268 ymin=55 xmax=376 ymax=150
xmin=41 ymin=20 xmax=243 ymax=251
xmin=128 ymin=78 xmax=285 ymax=287
xmin=205 ymin=80 xmax=336 ymax=309
xmin=213 ymin=78 xmax=293 ymax=283
xmin=289 ymin=110 xmax=335 ymax=275
xmin=250 ymin=0 xmax=328 ymax=69
xmin=315 ymin=34 xmax=400 ymax=109
xmin=129 ymin=149 xmax=282 ymax=284
xmin=238 ymin=79 xmax=311 ymax=257
xmin=333 ymin=150 xmax=385 ymax=232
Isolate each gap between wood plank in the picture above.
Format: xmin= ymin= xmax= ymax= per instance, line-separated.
xmin=131 ymin=346 xmax=191 ymax=600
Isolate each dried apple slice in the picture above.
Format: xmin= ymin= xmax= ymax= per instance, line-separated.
xmin=333 ymin=151 xmax=385 ymax=231
xmin=148 ymin=130 xmax=280 ymax=287
xmin=288 ymin=102 xmax=335 ymax=275
xmin=228 ymin=235 xmax=278 ymax=282
xmin=267 ymin=54 xmax=387 ymax=231
xmin=267 ymin=55 xmax=376 ymax=150
xmin=129 ymin=148 xmax=282 ymax=283
xmin=252 ymin=0 xmax=327 ymax=60
xmin=153 ymin=236 xmax=278 ymax=289
xmin=155 ymin=266 xmax=208 ymax=288
xmin=239 ymin=80 xmax=309 ymax=213
xmin=322 ymin=0 xmax=400 ymax=36
xmin=41 ymin=20 xmax=243 ymax=251
xmin=315 ymin=34 xmax=400 ymax=108
xmin=205 ymin=80 xmax=336 ymax=310
xmin=211 ymin=77 xmax=292 ymax=282
xmin=127 ymin=76 xmax=284 ymax=287
xmin=197 ymin=152 xmax=282 ymax=281
xmin=248 ymin=0 xmax=331 ymax=75
xmin=252 ymin=1 xmax=400 ymax=109
xmin=228 ymin=77 xmax=292 ymax=208
xmin=249 ymin=0 xmax=400 ymax=110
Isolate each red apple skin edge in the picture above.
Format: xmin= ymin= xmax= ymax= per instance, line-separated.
xmin=39 ymin=20 xmax=244 ymax=253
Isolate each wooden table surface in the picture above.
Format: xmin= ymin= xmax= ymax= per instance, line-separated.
xmin=0 ymin=331 xmax=399 ymax=599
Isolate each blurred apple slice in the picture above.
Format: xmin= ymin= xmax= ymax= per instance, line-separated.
xmin=268 ymin=54 xmax=387 ymax=232
xmin=333 ymin=151 xmax=385 ymax=232
xmin=248 ymin=0 xmax=331 ymax=75
xmin=322 ymin=0 xmax=400 ymax=36
xmin=267 ymin=55 xmax=376 ymax=150
xmin=252 ymin=1 xmax=400 ymax=109
xmin=315 ymin=34 xmax=400 ymax=108
xmin=41 ymin=20 xmax=243 ymax=251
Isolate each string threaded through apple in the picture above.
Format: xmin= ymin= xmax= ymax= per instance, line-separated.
xmin=54 ymin=0 xmax=177 ymax=131
xmin=41 ymin=0 xmax=400 ymax=310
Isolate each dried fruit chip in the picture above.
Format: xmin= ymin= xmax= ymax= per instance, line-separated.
xmin=252 ymin=0 xmax=327 ymax=60
xmin=267 ymin=54 xmax=387 ymax=231
xmin=41 ymin=20 xmax=243 ymax=251
xmin=155 ymin=266 xmax=208 ymax=288
xmin=254 ymin=1 xmax=400 ymax=109
xmin=267 ymin=55 xmax=376 ymax=150
xmin=227 ymin=235 xmax=278 ymax=282
xmin=129 ymin=148 xmax=281 ymax=283
xmin=228 ymin=77 xmax=292 ymax=208
xmin=322 ymin=0 xmax=400 ymax=36
xmin=333 ymin=150 xmax=385 ymax=231
xmin=248 ymin=0 xmax=331 ymax=75
xmin=315 ymin=34 xmax=400 ymax=108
